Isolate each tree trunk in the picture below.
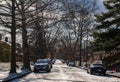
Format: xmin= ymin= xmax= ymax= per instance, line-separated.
xmin=35 ymin=1 xmax=46 ymax=59
xmin=22 ymin=27 xmax=31 ymax=71
xmin=10 ymin=0 xmax=16 ymax=73
xmin=37 ymin=31 xmax=46 ymax=59
xmin=21 ymin=0 xmax=31 ymax=71
xmin=79 ymin=21 xmax=83 ymax=66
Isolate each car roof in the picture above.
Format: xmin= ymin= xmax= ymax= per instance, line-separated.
xmin=90 ymin=63 xmax=104 ymax=67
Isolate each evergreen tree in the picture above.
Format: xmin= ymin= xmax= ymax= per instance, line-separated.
xmin=93 ymin=0 xmax=120 ymax=51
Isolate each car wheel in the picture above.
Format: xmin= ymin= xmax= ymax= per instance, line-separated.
xmin=34 ymin=70 xmax=37 ymax=73
xmin=103 ymin=73 xmax=106 ymax=76
xmin=87 ymin=70 xmax=89 ymax=73
xmin=99 ymin=73 xmax=102 ymax=75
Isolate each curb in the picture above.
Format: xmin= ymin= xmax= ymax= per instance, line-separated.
xmin=2 ymin=71 xmax=32 ymax=82
xmin=107 ymin=73 xmax=120 ymax=79
xmin=77 ymin=66 xmax=120 ymax=79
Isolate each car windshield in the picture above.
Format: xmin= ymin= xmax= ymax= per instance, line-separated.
xmin=36 ymin=59 xmax=48 ymax=63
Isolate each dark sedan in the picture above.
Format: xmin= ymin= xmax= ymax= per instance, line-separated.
xmin=34 ymin=59 xmax=52 ymax=73
xmin=87 ymin=63 xmax=106 ymax=76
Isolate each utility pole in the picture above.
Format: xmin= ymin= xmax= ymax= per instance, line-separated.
xmin=86 ymin=27 xmax=89 ymax=67
xmin=79 ymin=25 xmax=83 ymax=66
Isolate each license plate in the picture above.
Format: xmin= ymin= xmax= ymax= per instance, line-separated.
xmin=98 ymin=69 xmax=101 ymax=71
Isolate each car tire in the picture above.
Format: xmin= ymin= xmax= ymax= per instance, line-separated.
xmin=34 ymin=70 xmax=37 ymax=73
xmin=99 ymin=73 xmax=102 ymax=75
xmin=87 ymin=70 xmax=89 ymax=73
xmin=103 ymin=73 xmax=106 ymax=76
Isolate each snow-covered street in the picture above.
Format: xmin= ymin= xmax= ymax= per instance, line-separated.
xmin=12 ymin=60 xmax=120 ymax=82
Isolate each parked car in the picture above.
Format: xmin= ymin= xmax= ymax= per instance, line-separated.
xmin=87 ymin=63 xmax=106 ymax=76
xmin=67 ymin=61 xmax=76 ymax=67
xmin=52 ymin=58 xmax=56 ymax=64
xmin=34 ymin=59 xmax=52 ymax=73
xmin=61 ymin=59 xmax=65 ymax=63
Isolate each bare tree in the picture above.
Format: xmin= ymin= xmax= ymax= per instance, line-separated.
xmin=0 ymin=0 xmax=17 ymax=73
xmin=28 ymin=0 xmax=61 ymax=59
xmin=15 ymin=0 xmax=39 ymax=70
xmin=57 ymin=0 xmax=98 ymax=65
xmin=0 ymin=0 xmax=37 ymax=71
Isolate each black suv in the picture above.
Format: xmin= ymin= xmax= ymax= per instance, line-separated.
xmin=34 ymin=59 xmax=52 ymax=73
xmin=87 ymin=63 xmax=106 ymax=76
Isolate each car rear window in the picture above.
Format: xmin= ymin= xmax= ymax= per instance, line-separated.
xmin=69 ymin=62 xmax=75 ymax=64
xmin=92 ymin=64 xmax=104 ymax=67
xmin=36 ymin=59 xmax=48 ymax=63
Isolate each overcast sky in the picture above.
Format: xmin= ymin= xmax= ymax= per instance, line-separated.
xmin=98 ymin=0 xmax=106 ymax=12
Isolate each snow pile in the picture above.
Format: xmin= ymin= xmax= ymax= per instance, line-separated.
xmin=2 ymin=73 xmax=18 ymax=82
xmin=2 ymin=69 xmax=31 ymax=82
xmin=20 ymin=69 xmax=31 ymax=75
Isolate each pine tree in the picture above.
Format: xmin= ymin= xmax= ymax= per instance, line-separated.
xmin=93 ymin=0 xmax=120 ymax=51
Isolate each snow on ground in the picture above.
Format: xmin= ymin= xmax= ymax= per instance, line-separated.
xmin=76 ymin=68 xmax=120 ymax=82
xmin=0 ymin=62 xmax=10 ymax=81
xmin=2 ymin=60 xmax=120 ymax=82
xmin=0 ymin=62 xmax=31 ymax=82
xmin=0 ymin=71 xmax=9 ymax=82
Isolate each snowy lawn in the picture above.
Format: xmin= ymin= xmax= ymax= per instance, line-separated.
xmin=0 ymin=62 xmax=32 ymax=82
